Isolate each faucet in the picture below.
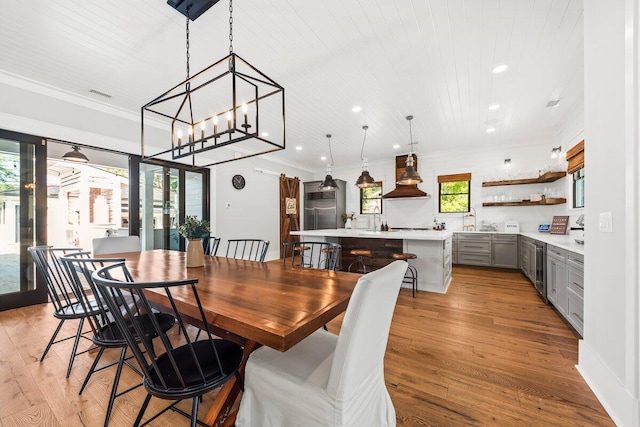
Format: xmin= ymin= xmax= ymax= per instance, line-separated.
xmin=371 ymin=206 xmax=381 ymax=231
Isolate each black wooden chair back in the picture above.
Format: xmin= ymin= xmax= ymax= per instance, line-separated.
xmin=92 ymin=262 xmax=244 ymax=427
xmin=203 ymin=235 xmax=221 ymax=256
xmin=27 ymin=245 xmax=96 ymax=377
xmin=225 ymin=239 xmax=270 ymax=262
xmin=61 ymin=252 xmax=161 ymax=427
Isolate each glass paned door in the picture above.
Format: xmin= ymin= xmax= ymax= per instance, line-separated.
xmin=140 ymin=163 xmax=180 ymax=250
xmin=0 ymin=134 xmax=47 ymax=310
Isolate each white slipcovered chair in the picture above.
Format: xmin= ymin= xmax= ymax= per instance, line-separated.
xmin=236 ymin=260 xmax=407 ymax=427
xmin=92 ymin=235 xmax=141 ymax=255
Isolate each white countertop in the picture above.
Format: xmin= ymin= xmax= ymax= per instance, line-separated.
xmin=518 ymin=232 xmax=585 ymax=255
xmin=451 ymin=230 xmax=584 ymax=255
xmin=291 ymin=228 xmax=453 ymax=241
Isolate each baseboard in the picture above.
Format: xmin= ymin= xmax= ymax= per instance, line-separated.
xmin=577 ymin=339 xmax=638 ymax=426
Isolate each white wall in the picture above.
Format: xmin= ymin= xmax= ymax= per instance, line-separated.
xmin=580 ymin=1 xmax=640 ymax=426
xmin=329 ymin=138 xmax=584 ymax=233
xmin=213 ymin=156 xmax=313 ymax=261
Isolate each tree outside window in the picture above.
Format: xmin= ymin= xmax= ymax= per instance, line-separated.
xmin=438 ymin=173 xmax=471 ymax=213
xmin=360 ymin=181 xmax=383 ymax=214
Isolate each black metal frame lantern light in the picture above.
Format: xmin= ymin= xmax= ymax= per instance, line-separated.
xmin=141 ymin=0 xmax=285 ymax=168
xmin=319 ymin=134 xmax=339 ymax=191
xmin=355 ymin=125 xmax=377 ymax=188
xmin=397 ymin=115 xmax=423 ymax=185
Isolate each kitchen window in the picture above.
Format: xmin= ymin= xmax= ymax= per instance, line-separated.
xmin=360 ymin=181 xmax=382 ymax=214
xmin=438 ymin=173 xmax=471 ymax=213
xmin=573 ymin=168 xmax=584 ymax=208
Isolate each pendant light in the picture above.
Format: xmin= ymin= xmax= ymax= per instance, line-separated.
xmin=319 ymin=134 xmax=339 ymax=191
xmin=397 ymin=115 xmax=423 ymax=185
xmin=62 ymin=145 xmax=89 ymax=163
xmin=355 ymin=125 xmax=377 ymax=188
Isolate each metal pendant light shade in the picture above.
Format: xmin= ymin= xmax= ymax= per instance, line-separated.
xmin=319 ymin=134 xmax=339 ymax=191
xmin=356 ymin=169 xmax=376 ymax=188
xmin=397 ymin=115 xmax=423 ymax=185
xmin=62 ymin=145 xmax=89 ymax=163
xmin=356 ymin=125 xmax=377 ymax=188
xmin=396 ymin=155 xmax=423 ymax=185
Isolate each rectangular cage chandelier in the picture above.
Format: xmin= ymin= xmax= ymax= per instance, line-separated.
xmin=141 ymin=0 xmax=285 ymax=168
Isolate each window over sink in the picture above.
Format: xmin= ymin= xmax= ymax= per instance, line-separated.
xmin=438 ymin=173 xmax=471 ymax=213
xmin=360 ymin=181 xmax=382 ymax=214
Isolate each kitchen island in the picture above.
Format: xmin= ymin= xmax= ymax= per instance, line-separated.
xmin=291 ymin=229 xmax=453 ymax=293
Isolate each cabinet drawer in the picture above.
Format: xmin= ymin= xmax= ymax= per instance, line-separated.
xmin=492 ymin=234 xmax=517 ymax=242
xmin=458 ymin=241 xmax=491 ymax=253
xmin=452 ymin=252 xmax=458 ymax=264
xmin=567 ymin=253 xmax=584 ymax=270
xmin=457 ymin=233 xmax=491 ymax=242
xmin=546 ymin=245 xmax=566 ymax=262
xmin=567 ymin=267 xmax=584 ymax=297
xmin=457 ymin=253 xmax=491 ymax=266
xmin=567 ymin=290 xmax=584 ymax=336
xmin=452 ymin=241 xmax=458 ymax=252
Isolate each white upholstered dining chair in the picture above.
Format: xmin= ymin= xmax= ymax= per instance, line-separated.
xmin=236 ymin=260 xmax=408 ymax=427
xmin=92 ymin=235 xmax=141 ymax=255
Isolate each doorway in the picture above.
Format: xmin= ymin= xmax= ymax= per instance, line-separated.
xmin=0 ymin=131 xmax=47 ymax=310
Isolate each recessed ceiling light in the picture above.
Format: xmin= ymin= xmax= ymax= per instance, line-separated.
xmin=295 ymin=146 xmax=302 ymax=151
xmin=488 ymin=104 xmax=500 ymax=111
xmin=351 ymin=106 xmax=362 ymax=113
xmin=320 ymin=156 xmax=327 ymax=161
xmin=492 ymin=64 xmax=508 ymax=73
xmin=486 ymin=127 xmax=496 ymax=133
xmin=260 ymin=132 xmax=269 ymax=137
xmin=393 ymin=144 xmax=400 ymax=149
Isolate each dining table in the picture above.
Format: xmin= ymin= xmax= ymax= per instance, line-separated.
xmin=100 ymin=249 xmax=361 ymax=427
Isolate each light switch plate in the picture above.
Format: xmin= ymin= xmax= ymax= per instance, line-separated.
xmin=599 ymin=212 xmax=613 ymax=232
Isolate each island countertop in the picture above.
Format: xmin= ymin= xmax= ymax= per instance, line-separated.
xmin=291 ymin=228 xmax=453 ymax=241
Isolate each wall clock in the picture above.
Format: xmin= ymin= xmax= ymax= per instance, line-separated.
xmin=232 ymin=174 xmax=246 ymax=190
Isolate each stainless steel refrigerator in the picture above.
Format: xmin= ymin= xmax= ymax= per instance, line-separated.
xmin=303 ymin=180 xmax=346 ymax=230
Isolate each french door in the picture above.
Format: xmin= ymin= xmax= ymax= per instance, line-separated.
xmin=0 ymin=131 xmax=47 ymax=311
xmin=138 ymin=160 xmax=209 ymax=251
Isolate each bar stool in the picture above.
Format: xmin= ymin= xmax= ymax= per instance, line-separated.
xmin=348 ymin=249 xmax=371 ymax=273
xmin=392 ymin=252 xmax=418 ymax=297
xmin=321 ymin=245 xmax=341 ymax=270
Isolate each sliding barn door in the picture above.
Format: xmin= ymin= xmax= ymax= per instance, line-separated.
xmin=279 ymin=175 xmax=300 ymax=258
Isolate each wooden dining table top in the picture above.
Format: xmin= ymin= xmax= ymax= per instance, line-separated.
xmin=102 ymin=249 xmax=361 ymax=352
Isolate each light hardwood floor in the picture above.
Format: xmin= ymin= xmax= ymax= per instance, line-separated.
xmin=0 ymin=266 xmax=613 ymax=426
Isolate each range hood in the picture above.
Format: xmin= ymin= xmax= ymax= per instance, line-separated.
xmin=382 ymin=154 xmax=429 ymax=199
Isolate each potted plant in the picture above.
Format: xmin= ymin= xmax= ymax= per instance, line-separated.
xmin=178 ymin=216 xmax=210 ymax=267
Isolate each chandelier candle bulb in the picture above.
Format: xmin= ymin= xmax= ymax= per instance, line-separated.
xmin=177 ymin=130 xmax=182 ymax=147
xmin=242 ymin=102 xmax=248 ymax=122
xmin=212 ymin=116 xmax=218 ymax=137
xmin=200 ymin=122 xmax=206 ymax=140
xmin=226 ymin=111 xmax=232 ymax=130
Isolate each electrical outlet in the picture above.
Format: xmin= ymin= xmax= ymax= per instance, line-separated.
xmin=599 ymin=212 xmax=612 ymax=232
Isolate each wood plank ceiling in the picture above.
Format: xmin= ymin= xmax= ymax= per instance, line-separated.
xmin=0 ymin=0 xmax=583 ymax=170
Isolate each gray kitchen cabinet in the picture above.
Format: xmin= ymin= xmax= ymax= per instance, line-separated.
xmin=546 ymin=245 xmax=567 ymax=315
xmin=566 ymin=253 xmax=584 ymax=335
xmin=518 ymin=235 xmax=536 ymax=282
xmin=456 ymin=233 xmax=491 ymax=267
xmin=545 ymin=245 xmax=583 ymax=336
xmin=491 ymin=234 xmax=518 ymax=268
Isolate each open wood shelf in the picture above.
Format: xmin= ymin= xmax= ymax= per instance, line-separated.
xmin=482 ymin=171 xmax=566 ymax=187
xmin=482 ymin=198 xmax=566 ymax=207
